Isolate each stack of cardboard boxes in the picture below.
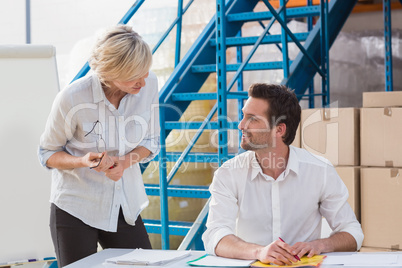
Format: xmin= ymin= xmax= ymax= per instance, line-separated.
xmin=360 ymin=91 xmax=402 ymax=252
xmin=300 ymin=91 xmax=402 ymax=252
xmin=300 ymin=107 xmax=361 ymax=222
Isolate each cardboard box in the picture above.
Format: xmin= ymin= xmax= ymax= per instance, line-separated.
xmin=361 ymin=108 xmax=402 ymax=167
xmin=335 ymin=167 xmax=360 ymax=222
xmin=361 ymin=168 xmax=402 ymax=249
xmin=363 ymin=91 xmax=402 ymax=108
xmin=301 ymin=108 xmax=360 ymax=166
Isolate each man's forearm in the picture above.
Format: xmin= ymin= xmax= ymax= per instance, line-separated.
xmin=317 ymin=232 xmax=357 ymax=253
xmin=122 ymin=146 xmax=152 ymax=169
xmin=215 ymin=234 xmax=261 ymax=260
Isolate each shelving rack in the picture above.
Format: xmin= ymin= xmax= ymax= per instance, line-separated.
xmin=71 ymin=0 xmax=397 ymax=251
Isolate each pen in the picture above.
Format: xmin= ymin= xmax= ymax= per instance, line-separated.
xmin=6 ymin=259 xmax=37 ymax=265
xmin=278 ymin=237 xmax=301 ymax=261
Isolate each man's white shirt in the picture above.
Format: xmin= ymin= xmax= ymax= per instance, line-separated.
xmin=202 ymin=146 xmax=363 ymax=254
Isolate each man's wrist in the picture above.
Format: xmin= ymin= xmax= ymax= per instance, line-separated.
xmin=314 ymin=239 xmax=331 ymax=253
xmin=254 ymin=245 xmax=263 ymax=260
xmin=79 ymin=155 xmax=88 ymax=168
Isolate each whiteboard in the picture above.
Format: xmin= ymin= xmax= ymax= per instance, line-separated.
xmin=0 ymin=45 xmax=59 ymax=263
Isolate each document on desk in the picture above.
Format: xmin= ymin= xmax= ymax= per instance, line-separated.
xmin=105 ymin=249 xmax=191 ymax=265
xmin=324 ymin=253 xmax=400 ymax=266
xmin=187 ymin=254 xmax=255 ymax=267
xmin=251 ymin=255 xmax=326 ymax=267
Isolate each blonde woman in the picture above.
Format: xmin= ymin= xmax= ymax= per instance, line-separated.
xmin=38 ymin=25 xmax=159 ymax=267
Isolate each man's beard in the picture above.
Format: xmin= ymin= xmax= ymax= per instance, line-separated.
xmin=240 ymin=133 xmax=269 ymax=151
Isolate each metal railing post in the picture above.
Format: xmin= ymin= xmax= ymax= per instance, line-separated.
xmin=383 ymin=0 xmax=394 ymax=91
xmin=216 ymin=0 xmax=229 ymax=166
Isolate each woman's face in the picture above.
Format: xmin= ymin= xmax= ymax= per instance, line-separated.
xmin=112 ymin=72 xmax=149 ymax=95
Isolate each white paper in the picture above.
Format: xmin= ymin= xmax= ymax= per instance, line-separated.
xmin=324 ymin=253 xmax=399 ymax=266
xmin=105 ymin=249 xmax=191 ymax=265
xmin=188 ymin=254 xmax=255 ymax=267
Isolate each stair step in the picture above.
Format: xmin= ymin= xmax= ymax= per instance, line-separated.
xmin=153 ymin=152 xmax=236 ymax=163
xmin=209 ymin=32 xmax=309 ymax=47
xmin=192 ymin=61 xmax=292 ymax=73
xmin=144 ymin=219 xmax=193 ymax=236
xmin=164 ymin=121 xmax=239 ymax=130
xmin=172 ymin=92 xmax=248 ymax=101
xmin=145 ymin=184 xmax=210 ymax=198
xmin=227 ymin=6 xmax=320 ymax=22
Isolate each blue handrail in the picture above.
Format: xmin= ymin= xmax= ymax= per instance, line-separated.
xmin=151 ymin=0 xmax=195 ymax=54
xmin=70 ymin=0 xmax=146 ymax=83
xmin=70 ymin=0 xmax=194 ymax=84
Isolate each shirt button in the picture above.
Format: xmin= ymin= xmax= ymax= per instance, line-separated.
xmin=117 ymin=186 xmax=121 ymax=190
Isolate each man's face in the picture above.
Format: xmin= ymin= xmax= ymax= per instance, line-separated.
xmin=238 ymin=97 xmax=274 ymax=151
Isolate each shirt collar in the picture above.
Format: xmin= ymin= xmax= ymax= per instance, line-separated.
xmin=92 ymin=74 xmax=105 ymax=104
xmin=249 ymin=146 xmax=300 ymax=181
xmin=286 ymin=146 xmax=299 ymax=177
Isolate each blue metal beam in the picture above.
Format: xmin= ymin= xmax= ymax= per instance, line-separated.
xmin=158 ymin=105 xmax=170 ymax=249
xmin=280 ymin=0 xmax=290 ymax=79
xmin=216 ymin=0 xmax=229 ymax=166
xmin=209 ymin=32 xmax=309 ymax=47
xmin=118 ymin=0 xmax=146 ymax=24
xmin=175 ymin=0 xmax=184 ymax=66
xmin=172 ymin=92 xmax=248 ymax=101
xmin=144 ymin=220 xmax=192 ymax=236
xmin=384 ymin=0 xmax=394 ymax=91
xmin=307 ymin=0 xmax=315 ymax=108
xmin=153 ymin=152 xmax=236 ymax=163
xmin=286 ymin=0 xmax=358 ymax=99
xmin=227 ymin=6 xmax=320 ymax=22
xmin=165 ymin=121 xmax=239 ymax=130
xmin=320 ymin=0 xmax=330 ymax=106
xmin=145 ymin=184 xmax=210 ymax=198
xmin=192 ymin=61 xmax=292 ymax=73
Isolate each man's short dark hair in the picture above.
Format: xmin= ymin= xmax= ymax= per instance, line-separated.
xmin=248 ymin=83 xmax=301 ymax=146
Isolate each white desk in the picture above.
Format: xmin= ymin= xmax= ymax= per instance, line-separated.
xmin=64 ymin=249 xmax=402 ymax=268
xmin=64 ymin=249 xmax=205 ymax=268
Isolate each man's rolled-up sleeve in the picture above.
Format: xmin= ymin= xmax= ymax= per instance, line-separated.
xmin=319 ymin=165 xmax=364 ymax=250
xmin=202 ymin=168 xmax=239 ymax=254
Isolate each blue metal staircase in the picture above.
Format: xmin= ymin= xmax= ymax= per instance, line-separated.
xmin=154 ymin=0 xmax=360 ymax=250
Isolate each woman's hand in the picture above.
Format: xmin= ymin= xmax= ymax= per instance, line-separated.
xmin=104 ymin=156 xmax=126 ymax=181
xmin=83 ymin=152 xmax=114 ymax=172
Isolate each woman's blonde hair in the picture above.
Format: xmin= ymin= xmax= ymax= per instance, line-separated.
xmin=89 ymin=24 xmax=152 ymax=87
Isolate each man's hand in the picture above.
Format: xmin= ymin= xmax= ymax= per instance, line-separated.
xmin=291 ymin=240 xmax=324 ymax=258
xmin=257 ymin=239 xmax=299 ymax=265
xmin=292 ymin=232 xmax=357 ymax=258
